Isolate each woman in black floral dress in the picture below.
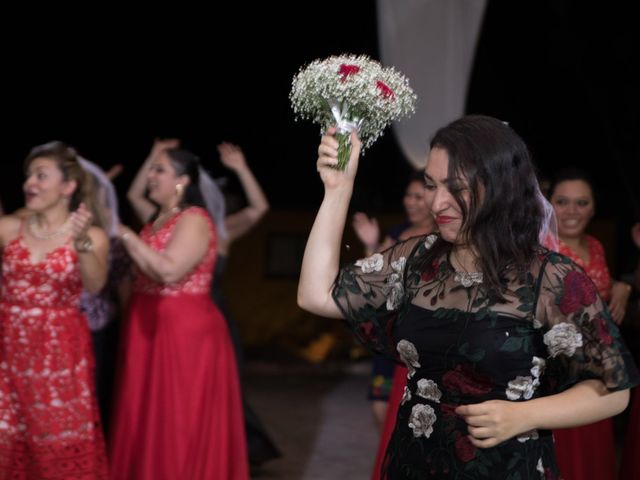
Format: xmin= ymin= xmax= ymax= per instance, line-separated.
xmin=297 ymin=115 xmax=639 ymax=479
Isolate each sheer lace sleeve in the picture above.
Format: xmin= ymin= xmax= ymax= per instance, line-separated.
xmin=535 ymin=251 xmax=639 ymax=392
xmin=332 ymin=234 xmax=432 ymax=357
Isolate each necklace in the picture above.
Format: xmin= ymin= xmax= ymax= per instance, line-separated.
xmin=153 ymin=206 xmax=181 ymax=228
xmin=28 ymin=215 xmax=72 ymax=240
xmin=451 ymin=249 xmax=483 ymax=287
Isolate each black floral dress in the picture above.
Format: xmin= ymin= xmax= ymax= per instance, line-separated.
xmin=332 ymin=234 xmax=639 ymax=480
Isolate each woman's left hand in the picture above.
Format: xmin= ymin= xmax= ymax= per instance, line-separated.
xmin=455 ymin=400 xmax=527 ymax=448
xmin=69 ymin=203 xmax=93 ymax=240
xmin=609 ymin=281 xmax=631 ymax=324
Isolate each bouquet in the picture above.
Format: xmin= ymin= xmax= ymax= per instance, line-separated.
xmin=290 ymin=54 xmax=416 ymax=170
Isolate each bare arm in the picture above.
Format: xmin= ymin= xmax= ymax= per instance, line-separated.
xmin=119 ymin=212 xmax=211 ymax=284
xmin=297 ymin=128 xmax=361 ymax=319
xmin=127 ymin=139 xmax=179 ymax=223
xmin=609 ymin=280 xmax=632 ymax=324
xmin=218 ymin=142 xmax=269 ymax=242
xmin=457 ymin=380 xmax=629 ymax=448
xmin=70 ymin=204 xmax=109 ymax=294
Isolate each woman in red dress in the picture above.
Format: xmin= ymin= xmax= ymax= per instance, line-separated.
xmin=0 ymin=141 xmax=110 ymax=479
xmin=549 ymin=168 xmax=633 ymax=480
xmin=109 ymin=146 xmax=248 ymax=479
xmin=620 ymin=222 xmax=640 ymax=480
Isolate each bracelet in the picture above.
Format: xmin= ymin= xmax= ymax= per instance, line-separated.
xmin=74 ymin=235 xmax=93 ymax=253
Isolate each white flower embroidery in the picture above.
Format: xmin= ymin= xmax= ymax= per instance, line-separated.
xmin=355 ymin=253 xmax=384 ymax=273
xmin=530 ymin=356 xmax=546 ymax=378
xmin=397 ymin=339 xmax=421 ymax=378
xmin=543 ymin=323 xmax=583 ymax=357
xmin=401 ymin=386 xmax=412 ymax=405
xmin=416 ymin=378 xmax=442 ymax=403
xmin=507 ymin=356 xmax=546 ymax=401
xmin=408 ymin=403 xmax=436 ymax=438
xmin=424 ymin=234 xmax=437 ymax=250
xmin=536 ymin=458 xmax=544 ymax=476
xmin=506 ymin=375 xmax=537 ymax=400
xmin=517 ymin=429 xmax=539 ymax=443
xmin=384 ymin=257 xmax=406 ymax=310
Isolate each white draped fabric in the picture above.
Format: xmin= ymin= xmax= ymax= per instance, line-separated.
xmin=376 ymin=0 xmax=487 ymax=168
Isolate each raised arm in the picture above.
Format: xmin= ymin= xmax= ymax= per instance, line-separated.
xmin=118 ymin=211 xmax=211 ymax=284
xmin=127 ymin=139 xmax=179 ymax=223
xmin=297 ymin=128 xmax=361 ymax=319
xmin=352 ymin=212 xmax=380 ymax=256
xmin=217 ymin=142 xmax=269 ymax=242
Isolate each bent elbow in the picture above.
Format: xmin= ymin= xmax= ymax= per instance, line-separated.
xmin=612 ymin=389 xmax=630 ymax=416
xmin=84 ymin=276 xmax=107 ymax=295
xmin=297 ymin=289 xmax=309 ymax=311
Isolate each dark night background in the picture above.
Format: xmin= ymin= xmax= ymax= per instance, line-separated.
xmin=3 ymin=1 xmax=638 ymax=273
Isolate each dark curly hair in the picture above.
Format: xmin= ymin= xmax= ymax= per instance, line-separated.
xmin=420 ymin=115 xmax=544 ymax=302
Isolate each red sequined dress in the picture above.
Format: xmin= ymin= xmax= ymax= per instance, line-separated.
xmin=0 ymin=233 xmax=108 ymax=479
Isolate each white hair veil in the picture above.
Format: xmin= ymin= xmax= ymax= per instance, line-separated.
xmin=77 ymin=157 xmax=120 ymax=238
xmin=198 ymin=166 xmax=227 ymax=240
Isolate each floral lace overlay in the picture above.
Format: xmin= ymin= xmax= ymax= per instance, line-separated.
xmin=0 ymin=236 xmax=107 ymax=478
xmin=333 ymin=234 xmax=639 ymax=479
xmin=558 ymin=235 xmax=611 ymax=301
xmin=133 ymin=207 xmax=216 ymax=296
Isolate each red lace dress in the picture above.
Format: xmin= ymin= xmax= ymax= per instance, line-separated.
xmin=0 ymin=235 xmax=108 ymax=479
xmin=554 ymin=235 xmax=615 ymax=480
xmin=109 ymin=207 xmax=248 ymax=480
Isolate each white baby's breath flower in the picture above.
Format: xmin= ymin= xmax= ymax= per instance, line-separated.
xmin=290 ymin=54 xmax=416 ymax=169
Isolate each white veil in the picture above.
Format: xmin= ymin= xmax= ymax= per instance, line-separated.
xmin=78 ymin=157 xmax=120 ymax=238
xmin=198 ymin=166 xmax=227 ymax=240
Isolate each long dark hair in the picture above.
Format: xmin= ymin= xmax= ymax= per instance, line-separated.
xmin=421 ymin=115 xmax=544 ymax=302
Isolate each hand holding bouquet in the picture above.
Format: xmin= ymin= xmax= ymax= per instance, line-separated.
xmin=290 ymin=54 xmax=416 ymax=170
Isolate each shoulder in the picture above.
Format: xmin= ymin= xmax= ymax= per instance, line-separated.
xmin=87 ymin=225 xmax=109 ymax=243
xmin=0 ymin=215 xmax=24 ymax=246
xmin=535 ymin=248 xmax=596 ymax=295
xmin=586 ymin=235 xmax=605 ymax=253
xmin=175 ymin=208 xmax=212 ymax=235
xmin=397 ymin=233 xmax=438 ymax=256
xmin=387 ymin=222 xmax=411 ymax=241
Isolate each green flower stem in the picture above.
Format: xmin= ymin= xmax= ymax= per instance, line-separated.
xmin=336 ymin=131 xmax=352 ymax=171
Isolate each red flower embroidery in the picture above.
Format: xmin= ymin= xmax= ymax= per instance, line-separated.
xmin=559 ymin=270 xmax=598 ymax=314
xmin=359 ymin=321 xmax=375 ymax=342
xmin=376 ymin=80 xmax=395 ymax=99
xmin=595 ymin=316 xmax=613 ymax=345
xmin=454 ymin=433 xmax=476 ymax=463
xmin=442 ymin=364 xmax=492 ymax=396
xmin=338 ymin=64 xmax=360 ymax=81
xmin=421 ymin=260 xmax=440 ymax=283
